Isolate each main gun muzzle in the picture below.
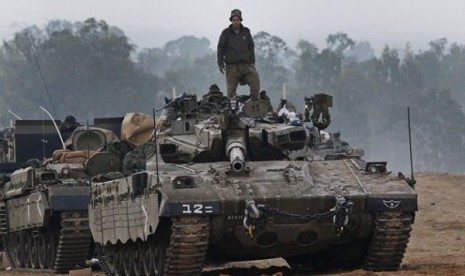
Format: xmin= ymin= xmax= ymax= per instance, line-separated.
xmin=226 ymin=136 xmax=247 ymax=172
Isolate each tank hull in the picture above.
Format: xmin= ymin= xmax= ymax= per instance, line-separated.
xmin=89 ymin=158 xmax=416 ymax=274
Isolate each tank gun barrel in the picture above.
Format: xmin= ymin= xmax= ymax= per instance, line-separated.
xmin=229 ymin=146 xmax=245 ymax=172
xmin=226 ymin=133 xmax=247 ymax=172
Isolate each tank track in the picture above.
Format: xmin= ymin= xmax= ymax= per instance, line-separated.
xmin=2 ymin=239 xmax=14 ymax=269
xmin=0 ymin=202 xmax=12 ymax=267
xmin=53 ymin=211 xmax=92 ymax=272
xmin=4 ymin=211 xmax=91 ymax=273
xmin=0 ymin=202 xmax=7 ymax=236
xmin=95 ymin=245 xmax=112 ymax=276
xmin=97 ymin=215 xmax=210 ymax=276
xmin=164 ymin=216 xmax=210 ymax=275
xmin=364 ymin=211 xmax=414 ymax=271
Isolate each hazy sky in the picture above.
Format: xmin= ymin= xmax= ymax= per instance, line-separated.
xmin=1 ymin=0 xmax=464 ymax=53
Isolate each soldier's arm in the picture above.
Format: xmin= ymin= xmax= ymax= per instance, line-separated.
xmin=248 ymin=30 xmax=256 ymax=64
xmin=217 ymin=30 xmax=227 ymax=67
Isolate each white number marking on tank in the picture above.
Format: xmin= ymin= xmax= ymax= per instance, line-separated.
xmin=227 ymin=215 xmax=244 ymax=220
xmin=193 ymin=204 xmax=203 ymax=213
xmin=182 ymin=204 xmax=214 ymax=214
xmin=182 ymin=204 xmax=193 ymax=214
xmin=204 ymin=206 xmax=213 ymax=213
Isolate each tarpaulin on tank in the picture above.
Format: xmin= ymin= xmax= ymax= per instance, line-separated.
xmin=121 ymin=112 xmax=161 ymax=146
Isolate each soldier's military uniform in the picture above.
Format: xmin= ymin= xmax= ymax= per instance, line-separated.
xmin=217 ymin=9 xmax=260 ymax=100
xmin=199 ymin=84 xmax=229 ymax=113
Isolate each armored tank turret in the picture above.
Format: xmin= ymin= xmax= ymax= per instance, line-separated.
xmin=89 ymin=90 xmax=417 ymax=275
xmin=0 ymin=124 xmax=120 ymax=272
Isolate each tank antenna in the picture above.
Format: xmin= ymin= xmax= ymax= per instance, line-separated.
xmin=41 ymin=118 xmax=47 ymax=160
xmin=152 ymin=107 xmax=160 ymax=184
xmin=86 ymin=120 xmax=91 ymax=158
xmin=7 ymin=109 xmax=23 ymax=120
xmin=25 ymin=30 xmax=59 ymax=119
xmin=40 ymin=106 xmax=65 ymax=149
xmin=407 ymin=107 xmax=415 ymax=185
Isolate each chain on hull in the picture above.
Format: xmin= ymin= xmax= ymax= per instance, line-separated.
xmin=364 ymin=211 xmax=414 ymax=271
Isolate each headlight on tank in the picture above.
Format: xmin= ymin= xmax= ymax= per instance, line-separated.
xmin=172 ymin=176 xmax=196 ymax=189
xmin=61 ymin=166 xmax=72 ymax=178
xmin=365 ymin=162 xmax=387 ymax=174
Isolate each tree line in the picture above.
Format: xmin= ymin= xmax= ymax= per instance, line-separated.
xmin=1 ymin=18 xmax=464 ymax=173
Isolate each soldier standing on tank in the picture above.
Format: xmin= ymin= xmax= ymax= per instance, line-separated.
xmin=217 ymin=9 xmax=261 ymax=101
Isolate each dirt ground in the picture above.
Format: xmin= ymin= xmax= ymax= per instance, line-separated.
xmin=1 ymin=172 xmax=464 ymax=276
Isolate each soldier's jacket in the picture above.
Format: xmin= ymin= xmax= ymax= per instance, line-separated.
xmin=217 ymin=24 xmax=255 ymax=66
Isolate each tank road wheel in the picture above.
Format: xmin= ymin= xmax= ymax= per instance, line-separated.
xmin=10 ymin=231 xmax=24 ymax=268
xmin=28 ymin=232 xmax=39 ymax=268
xmin=108 ymin=244 xmax=117 ymax=275
xmin=12 ymin=231 xmax=25 ymax=268
xmin=100 ymin=242 xmax=125 ymax=276
xmin=114 ymin=243 xmax=125 ymax=276
xmin=152 ymin=237 xmax=167 ymax=276
xmin=142 ymin=239 xmax=154 ymax=276
xmin=22 ymin=232 xmax=32 ymax=268
xmin=151 ymin=221 xmax=170 ymax=276
xmin=46 ymin=231 xmax=59 ymax=269
xmin=100 ymin=243 xmax=123 ymax=276
xmin=97 ymin=243 xmax=122 ymax=276
xmin=37 ymin=231 xmax=48 ymax=269
xmin=133 ymin=240 xmax=145 ymax=276
xmin=123 ymin=241 xmax=135 ymax=276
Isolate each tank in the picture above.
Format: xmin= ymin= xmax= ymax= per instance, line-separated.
xmin=88 ymin=91 xmax=417 ymax=275
xmin=0 ymin=116 xmax=123 ymax=174
xmin=0 ymin=124 xmax=120 ymax=272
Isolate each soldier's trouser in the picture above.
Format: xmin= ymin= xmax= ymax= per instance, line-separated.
xmin=225 ymin=63 xmax=260 ymax=100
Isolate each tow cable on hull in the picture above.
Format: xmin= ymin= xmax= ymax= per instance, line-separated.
xmin=243 ymin=197 xmax=353 ymax=238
